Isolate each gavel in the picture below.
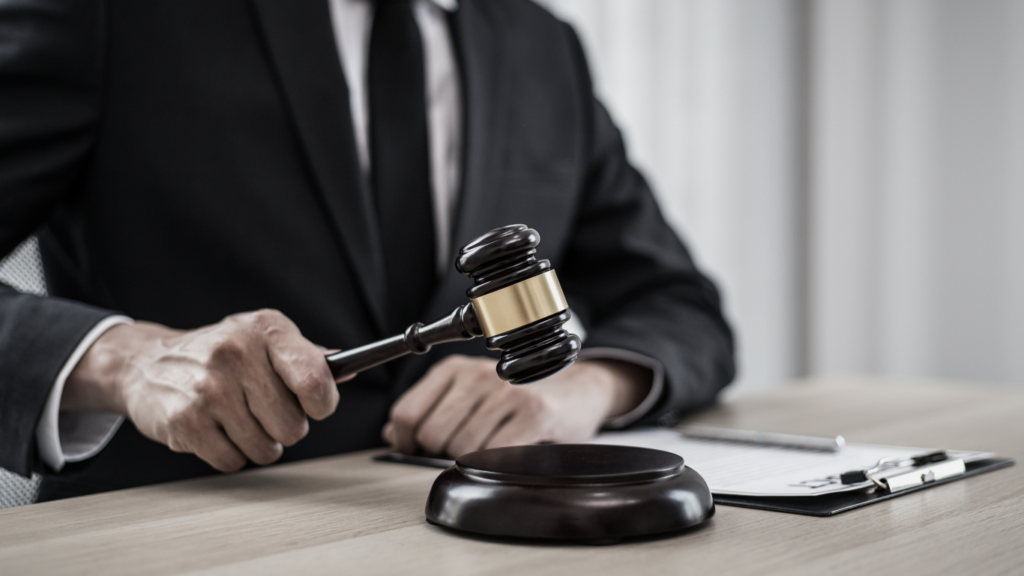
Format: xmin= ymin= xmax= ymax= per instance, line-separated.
xmin=324 ymin=224 xmax=581 ymax=384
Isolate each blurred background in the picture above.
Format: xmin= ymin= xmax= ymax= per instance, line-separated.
xmin=538 ymin=0 xmax=1024 ymax=396
xmin=3 ymin=0 xmax=1022 ymax=505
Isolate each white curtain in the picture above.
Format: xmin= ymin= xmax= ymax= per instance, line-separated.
xmin=538 ymin=0 xmax=1024 ymax=394
xmin=811 ymin=0 xmax=1024 ymax=383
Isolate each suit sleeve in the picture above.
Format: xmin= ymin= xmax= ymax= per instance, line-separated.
xmin=0 ymin=0 xmax=115 ymax=476
xmin=557 ymin=23 xmax=736 ymax=426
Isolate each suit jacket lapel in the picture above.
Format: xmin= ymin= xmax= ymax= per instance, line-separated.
xmin=249 ymin=0 xmax=388 ymax=336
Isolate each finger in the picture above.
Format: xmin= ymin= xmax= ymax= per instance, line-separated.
xmin=215 ymin=400 xmax=285 ymax=466
xmin=413 ymin=368 xmax=493 ymax=455
xmin=242 ymin=362 xmax=310 ymax=447
xmin=444 ymin=386 xmax=516 ymax=458
xmin=210 ymin=316 xmax=311 ymax=447
xmin=255 ymin=311 xmax=340 ymax=420
xmin=483 ymin=410 xmax=547 ymax=451
xmin=382 ymin=422 xmax=394 ymax=445
xmin=191 ymin=425 xmax=248 ymax=473
xmin=389 ymin=357 xmax=465 ymax=454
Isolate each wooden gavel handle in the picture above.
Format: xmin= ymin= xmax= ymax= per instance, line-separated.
xmin=324 ymin=303 xmax=484 ymax=381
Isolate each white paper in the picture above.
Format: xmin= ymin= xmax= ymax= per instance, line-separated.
xmin=588 ymin=428 xmax=991 ymax=497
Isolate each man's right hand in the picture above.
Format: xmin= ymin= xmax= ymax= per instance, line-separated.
xmin=63 ymin=309 xmax=343 ymax=472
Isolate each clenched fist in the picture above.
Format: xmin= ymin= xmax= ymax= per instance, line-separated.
xmin=63 ymin=309 xmax=347 ymax=472
xmin=384 ymin=355 xmax=652 ymax=458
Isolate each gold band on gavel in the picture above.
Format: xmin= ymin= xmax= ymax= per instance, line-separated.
xmin=470 ymin=270 xmax=569 ymax=338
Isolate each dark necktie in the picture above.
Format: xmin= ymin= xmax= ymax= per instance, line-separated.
xmin=369 ymin=0 xmax=436 ymax=332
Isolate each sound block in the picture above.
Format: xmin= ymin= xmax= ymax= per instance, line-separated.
xmin=425 ymin=444 xmax=714 ymax=542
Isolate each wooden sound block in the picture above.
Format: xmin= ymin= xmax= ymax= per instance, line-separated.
xmin=425 ymin=444 xmax=714 ymax=542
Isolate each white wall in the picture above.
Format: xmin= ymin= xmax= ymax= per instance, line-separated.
xmin=539 ymin=0 xmax=1024 ymax=393
xmin=811 ymin=0 xmax=1024 ymax=383
xmin=540 ymin=0 xmax=807 ymax=395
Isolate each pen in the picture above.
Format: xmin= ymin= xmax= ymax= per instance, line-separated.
xmin=680 ymin=425 xmax=845 ymax=453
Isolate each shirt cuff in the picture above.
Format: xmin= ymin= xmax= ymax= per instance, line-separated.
xmin=35 ymin=315 xmax=133 ymax=471
xmin=577 ymin=347 xmax=665 ymax=429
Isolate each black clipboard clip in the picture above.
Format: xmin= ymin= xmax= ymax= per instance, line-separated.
xmin=839 ymin=450 xmax=967 ymax=494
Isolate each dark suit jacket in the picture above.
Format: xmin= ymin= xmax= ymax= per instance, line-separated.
xmin=0 ymin=0 xmax=735 ymax=501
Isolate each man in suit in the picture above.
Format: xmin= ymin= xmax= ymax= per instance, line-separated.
xmin=0 ymin=0 xmax=735 ymax=501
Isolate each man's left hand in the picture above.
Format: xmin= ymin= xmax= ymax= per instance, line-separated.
xmin=383 ymin=355 xmax=651 ymax=458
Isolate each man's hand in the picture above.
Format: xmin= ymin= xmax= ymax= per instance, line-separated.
xmin=63 ymin=310 xmax=345 ymax=472
xmin=384 ymin=355 xmax=651 ymax=458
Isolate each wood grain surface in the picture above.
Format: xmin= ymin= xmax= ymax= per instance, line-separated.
xmin=1 ymin=376 xmax=1021 ymax=575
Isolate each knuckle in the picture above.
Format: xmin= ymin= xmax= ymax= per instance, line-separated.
xmin=522 ymin=392 xmax=549 ymax=415
xmin=209 ymin=334 xmax=247 ymax=364
xmin=167 ymin=408 xmax=201 ymax=439
xmin=492 ymin=387 xmax=514 ymax=407
xmin=219 ymin=455 xmax=246 ymax=473
xmin=474 ymin=362 xmax=495 ymax=380
xmin=280 ymin=418 xmax=309 ymax=446
xmin=293 ymin=369 xmax=328 ymax=398
xmin=194 ymin=376 xmax=229 ymax=406
xmin=426 ymin=356 xmax=457 ymax=377
xmin=248 ymin=309 xmax=287 ymax=334
xmin=437 ymin=354 xmax=471 ymax=372
xmin=390 ymin=403 xmax=418 ymax=429
xmin=446 ymin=439 xmax=472 ymax=459
xmin=251 ymin=308 xmax=282 ymax=324
xmin=538 ymin=394 xmax=558 ymax=417
xmin=415 ymin=428 xmax=443 ymax=454
xmin=251 ymin=442 xmax=284 ymax=466
xmin=442 ymin=354 xmax=466 ymax=365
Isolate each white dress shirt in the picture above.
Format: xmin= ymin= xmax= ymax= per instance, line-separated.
xmin=330 ymin=0 xmax=462 ymax=273
xmin=36 ymin=0 xmax=662 ymax=471
xmin=34 ymin=315 xmax=133 ymax=471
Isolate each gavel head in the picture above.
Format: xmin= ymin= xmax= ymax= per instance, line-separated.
xmin=456 ymin=224 xmax=582 ymax=384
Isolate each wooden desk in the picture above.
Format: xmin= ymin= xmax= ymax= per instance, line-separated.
xmin=1 ymin=376 xmax=1021 ymax=575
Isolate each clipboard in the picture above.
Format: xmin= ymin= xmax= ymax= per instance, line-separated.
xmin=715 ymin=457 xmax=1014 ymax=516
xmin=374 ymin=427 xmax=1015 ymax=516
xmin=376 ymin=452 xmax=1014 ymax=516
